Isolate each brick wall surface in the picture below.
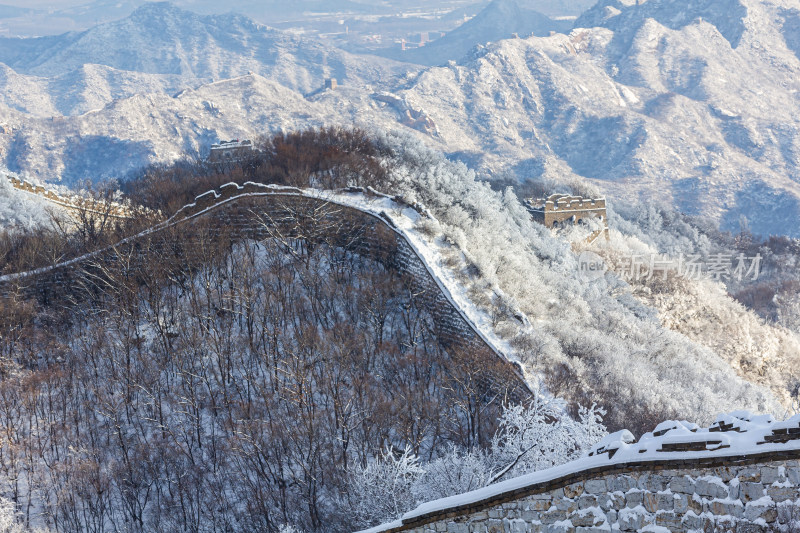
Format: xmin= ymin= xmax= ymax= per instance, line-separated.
xmin=383 ymin=454 xmax=800 ymax=533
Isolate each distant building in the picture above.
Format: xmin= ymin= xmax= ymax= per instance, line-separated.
xmin=525 ymin=193 xmax=607 ymax=229
xmin=324 ymin=78 xmax=338 ymax=90
xmin=209 ymin=139 xmax=254 ymax=163
xmin=400 ymin=32 xmax=432 ymax=49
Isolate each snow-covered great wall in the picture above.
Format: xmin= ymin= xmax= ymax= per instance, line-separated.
xmin=5 ymin=174 xmax=133 ymax=220
xmin=0 ymin=181 xmax=530 ymax=399
xmin=361 ymin=414 xmax=800 ymax=533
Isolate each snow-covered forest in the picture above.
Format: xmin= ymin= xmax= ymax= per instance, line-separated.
xmin=0 ymin=199 xmax=526 ymax=529
xmin=1 ymin=128 xmax=799 ymax=532
xmin=378 ymin=131 xmax=794 ymax=425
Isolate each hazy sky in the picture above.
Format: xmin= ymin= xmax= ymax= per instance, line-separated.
xmin=0 ymin=0 xmax=479 ymax=37
xmin=0 ymin=0 xmax=394 ymax=7
xmin=1 ymin=0 xmax=95 ymax=6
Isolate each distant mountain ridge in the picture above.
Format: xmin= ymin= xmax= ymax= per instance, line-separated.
xmin=576 ymin=0 xmax=749 ymax=49
xmin=0 ymin=2 xmax=410 ymax=95
xmin=376 ymin=0 xmax=575 ymax=66
xmin=3 ymin=0 xmax=800 ymax=237
xmin=385 ymin=0 xmax=800 ymax=236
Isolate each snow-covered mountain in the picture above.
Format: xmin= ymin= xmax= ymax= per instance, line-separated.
xmin=0 ymin=2 xmax=412 ymax=115
xmin=509 ymin=0 xmax=597 ymax=18
xmin=575 ymin=0 xmax=750 ymax=49
xmin=390 ymin=0 xmax=800 ymax=236
xmin=0 ymin=73 xmax=415 ymax=184
xmin=3 ymin=0 xmax=800 ymax=237
xmin=0 ymin=0 xmax=386 ymax=38
xmin=375 ymin=0 xmax=574 ymax=66
xmin=0 ymin=62 xmax=198 ymax=117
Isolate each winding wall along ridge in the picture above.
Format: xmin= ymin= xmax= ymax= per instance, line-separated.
xmin=0 ymin=182 xmax=530 ymax=399
xmin=6 ymin=175 xmax=134 ymax=220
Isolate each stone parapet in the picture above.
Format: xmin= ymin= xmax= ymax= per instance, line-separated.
xmin=361 ymin=414 xmax=800 ymax=533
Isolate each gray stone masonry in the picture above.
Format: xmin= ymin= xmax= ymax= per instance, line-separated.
xmin=389 ymin=458 xmax=800 ymax=533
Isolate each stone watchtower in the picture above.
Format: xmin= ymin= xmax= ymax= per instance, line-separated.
xmin=525 ymin=193 xmax=608 ymax=240
xmin=209 ymin=139 xmax=254 ymax=164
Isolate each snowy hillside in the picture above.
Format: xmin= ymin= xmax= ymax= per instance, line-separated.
xmin=0 ymin=2 xmax=413 ymax=115
xmin=3 ymin=128 xmax=789 ymax=431
xmin=374 ymin=0 xmax=573 ymax=66
xmin=2 ymin=0 xmax=800 ymax=237
xmin=0 ymin=0 xmax=384 ymax=38
xmin=0 ymin=62 xmax=197 ymax=117
xmin=0 ymin=2 xmax=406 ymax=86
xmin=378 ymin=133 xmax=795 ymax=427
xmin=0 ymin=126 xmax=796 ymax=532
xmin=0 ymin=74 xmax=420 ymax=184
xmin=391 ymin=0 xmax=800 ymax=236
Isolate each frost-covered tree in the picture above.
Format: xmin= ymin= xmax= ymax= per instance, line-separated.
xmin=349 ymin=447 xmax=425 ymax=527
xmin=776 ymin=293 xmax=800 ymax=335
xmin=370 ymin=129 xmax=782 ymax=432
xmin=486 ymin=397 xmax=606 ymax=484
xmin=413 ymin=445 xmax=493 ymax=502
xmin=0 ymin=171 xmax=63 ymax=231
xmin=351 ymin=399 xmax=606 ymax=527
xmin=0 ymin=498 xmax=23 ymax=533
xmin=0 ymin=497 xmax=48 ymax=533
xmin=278 ymin=524 xmax=305 ymax=533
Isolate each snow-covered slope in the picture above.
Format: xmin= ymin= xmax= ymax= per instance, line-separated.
xmin=0 ymin=2 xmax=405 ymax=88
xmin=2 ymin=154 xmax=784 ymax=431
xmin=0 ymin=73 xmax=420 ymax=184
xmin=0 ymin=2 xmax=413 ymax=116
xmin=3 ymin=0 xmax=800 ymax=237
xmin=0 ymin=170 xmax=68 ymax=230
xmin=577 ymin=220 xmax=800 ymax=411
xmin=375 ymin=0 xmax=573 ymax=66
xmin=389 ymin=0 xmax=800 ymax=236
xmin=0 ymin=0 xmax=385 ymax=38
xmin=576 ymin=0 xmax=752 ymax=49
xmin=0 ymin=62 xmax=198 ymax=117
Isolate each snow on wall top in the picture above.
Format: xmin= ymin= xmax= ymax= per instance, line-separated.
xmin=360 ymin=410 xmax=800 ymax=533
xmin=5 ymin=174 xmax=133 ymax=219
xmin=168 ymin=181 xmax=527 ymax=379
xmin=0 ymin=182 xmax=525 ymax=389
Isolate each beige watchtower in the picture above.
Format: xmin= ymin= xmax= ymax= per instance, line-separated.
xmin=526 ymin=194 xmax=608 ymax=240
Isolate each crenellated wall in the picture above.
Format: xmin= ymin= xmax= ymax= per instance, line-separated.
xmin=525 ymin=194 xmax=607 ymax=234
xmin=6 ymin=175 xmax=133 ymax=219
xmin=361 ymin=415 xmax=800 ymax=533
xmin=0 ymin=183 xmax=530 ymax=401
xmin=374 ymin=455 xmax=800 ymax=533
